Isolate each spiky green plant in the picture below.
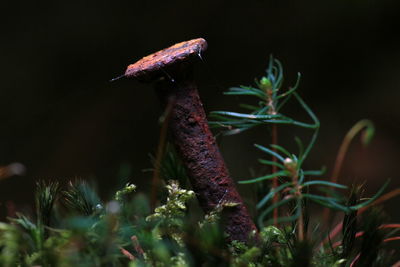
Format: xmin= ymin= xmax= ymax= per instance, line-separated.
xmin=209 ymin=56 xmax=388 ymax=242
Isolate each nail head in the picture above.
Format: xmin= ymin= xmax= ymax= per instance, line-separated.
xmin=125 ymin=38 xmax=207 ymax=81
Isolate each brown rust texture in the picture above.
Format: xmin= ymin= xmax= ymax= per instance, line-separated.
xmin=156 ymin=75 xmax=258 ymax=244
xmin=125 ymin=38 xmax=207 ymax=82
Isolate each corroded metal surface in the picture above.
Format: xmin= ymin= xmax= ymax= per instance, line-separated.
xmin=125 ymin=38 xmax=207 ymax=81
xmin=156 ymin=77 xmax=258 ymax=244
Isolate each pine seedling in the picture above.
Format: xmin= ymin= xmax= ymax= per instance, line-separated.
xmin=210 ymin=57 xmax=390 ymax=245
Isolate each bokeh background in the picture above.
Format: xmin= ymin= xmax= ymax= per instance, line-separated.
xmin=1 ymin=1 xmax=399 ymax=221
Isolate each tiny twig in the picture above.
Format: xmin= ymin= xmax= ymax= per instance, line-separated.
xmin=349 ymin=253 xmax=360 ymax=267
xmin=120 ymin=247 xmax=135 ymax=261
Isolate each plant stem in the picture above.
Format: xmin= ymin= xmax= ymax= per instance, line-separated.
xmin=323 ymin=120 xmax=374 ymax=223
xmin=271 ymin=124 xmax=279 ymax=226
xmin=292 ymin=172 xmax=304 ymax=241
xmin=298 ymin=205 xmax=304 ymax=241
xmin=266 ymin=84 xmax=279 ymax=226
xmin=331 ymin=120 xmax=374 ymax=184
xmin=150 ymin=99 xmax=174 ymax=209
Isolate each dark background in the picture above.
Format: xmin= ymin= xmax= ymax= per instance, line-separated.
xmin=1 ymin=1 xmax=399 ymax=221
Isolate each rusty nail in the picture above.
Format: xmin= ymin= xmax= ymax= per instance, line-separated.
xmin=121 ymin=38 xmax=258 ymax=243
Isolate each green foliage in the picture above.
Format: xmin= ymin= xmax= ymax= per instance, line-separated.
xmin=357 ymin=208 xmax=386 ymax=266
xmin=209 ymin=56 xmax=388 ymax=231
xmin=146 ymin=180 xmax=195 ymax=245
xmin=341 ymin=186 xmax=359 ymax=259
xmin=1 ymin=168 xmax=399 ymax=266
xmin=158 ymin=144 xmax=189 ymax=187
xmin=62 ymin=180 xmax=101 ymax=216
xmin=1 ymin=57 xmax=399 ymax=266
